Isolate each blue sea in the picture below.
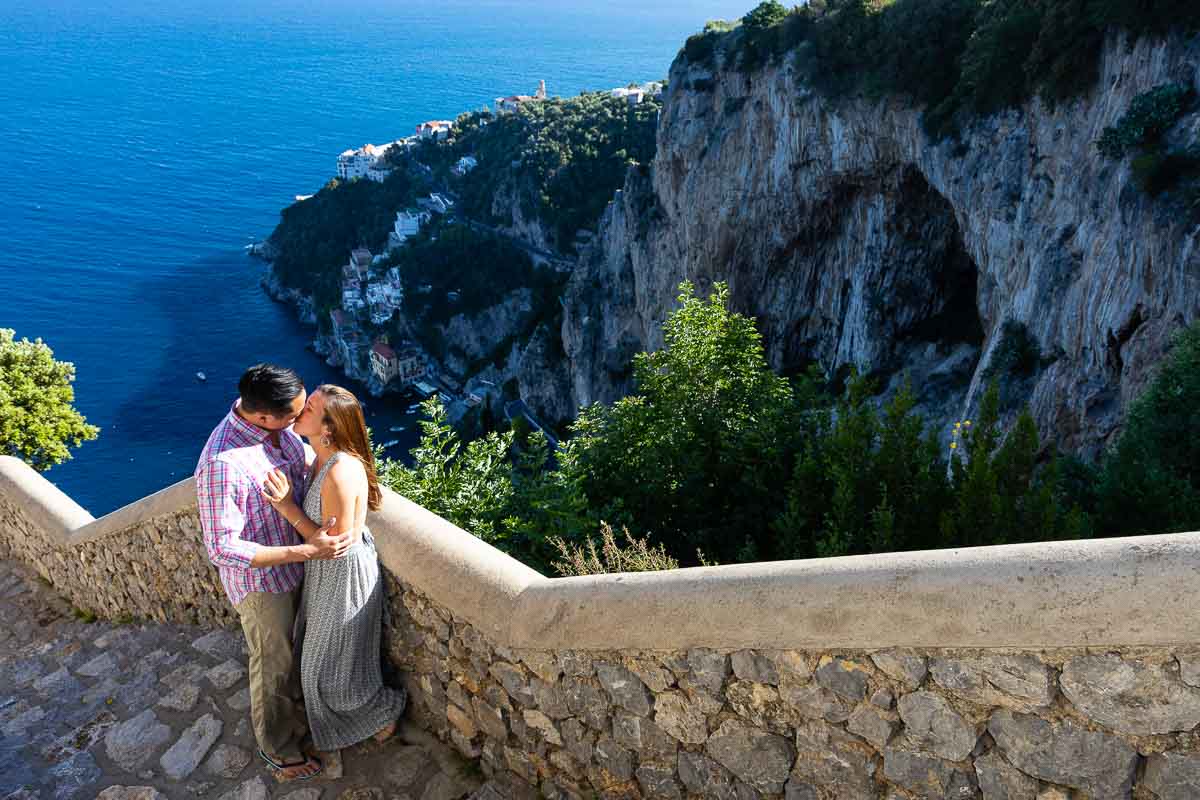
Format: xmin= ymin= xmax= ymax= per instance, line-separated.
xmin=0 ymin=0 xmax=746 ymax=515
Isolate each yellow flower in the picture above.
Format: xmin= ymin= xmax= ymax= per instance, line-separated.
xmin=949 ymin=441 xmax=958 ymax=450
xmin=964 ymin=420 xmax=972 ymax=426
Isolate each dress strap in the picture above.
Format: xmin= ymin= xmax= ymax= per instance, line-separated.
xmin=314 ymin=451 xmax=342 ymax=488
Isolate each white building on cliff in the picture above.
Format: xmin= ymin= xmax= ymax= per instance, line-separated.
xmin=337 ymin=142 xmax=400 ymax=180
xmin=389 ymin=209 xmax=430 ymax=250
xmin=495 ymin=80 xmax=547 ymax=114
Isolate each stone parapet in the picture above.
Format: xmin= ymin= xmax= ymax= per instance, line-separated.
xmin=3 ymin=454 xmax=1199 ymax=798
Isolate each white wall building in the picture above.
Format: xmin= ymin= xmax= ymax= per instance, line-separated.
xmin=415 ymin=120 xmax=453 ymax=140
xmin=337 ymin=142 xmax=400 ymax=180
xmin=452 ymin=155 xmax=478 ymax=176
xmin=366 ymin=163 xmax=393 ymax=183
xmin=389 ymin=209 xmax=430 ymax=250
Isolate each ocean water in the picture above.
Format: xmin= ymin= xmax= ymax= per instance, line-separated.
xmin=0 ymin=0 xmax=746 ymax=515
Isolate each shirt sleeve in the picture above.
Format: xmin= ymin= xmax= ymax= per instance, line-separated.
xmin=196 ymin=459 xmax=259 ymax=569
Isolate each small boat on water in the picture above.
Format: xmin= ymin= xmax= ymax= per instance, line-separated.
xmin=389 ymin=425 xmax=406 ymax=432
xmin=196 ymin=371 xmax=207 ymax=382
xmin=380 ymin=439 xmax=400 ymax=448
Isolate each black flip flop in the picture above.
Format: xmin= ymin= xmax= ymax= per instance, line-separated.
xmin=257 ymin=748 xmax=323 ymax=782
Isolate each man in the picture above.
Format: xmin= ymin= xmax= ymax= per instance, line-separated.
xmin=195 ymin=364 xmax=350 ymax=781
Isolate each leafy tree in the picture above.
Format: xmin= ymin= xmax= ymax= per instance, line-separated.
xmin=0 ymin=330 xmax=99 ymax=471
xmin=566 ymin=281 xmax=799 ymax=564
xmin=773 ymin=374 xmax=952 ymax=558
xmin=939 ymin=384 xmax=1085 ymax=546
xmin=504 ymin=432 xmax=595 ymax=573
xmin=1092 ymin=324 xmax=1200 ymax=535
xmin=378 ymin=397 xmax=515 ymax=548
xmin=743 ymin=1 xmax=789 ymax=30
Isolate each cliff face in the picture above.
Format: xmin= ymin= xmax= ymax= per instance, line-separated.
xmin=560 ymin=33 xmax=1200 ymax=455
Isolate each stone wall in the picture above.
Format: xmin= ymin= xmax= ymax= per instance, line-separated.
xmin=0 ymin=486 xmax=234 ymax=628
xmin=384 ymin=577 xmax=1200 ymax=800
xmin=4 ymin=455 xmax=1200 ymax=799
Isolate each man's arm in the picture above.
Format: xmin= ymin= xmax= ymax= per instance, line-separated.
xmin=196 ymin=459 xmax=316 ymax=567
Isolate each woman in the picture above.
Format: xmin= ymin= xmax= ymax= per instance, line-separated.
xmin=260 ymin=383 xmax=406 ymax=754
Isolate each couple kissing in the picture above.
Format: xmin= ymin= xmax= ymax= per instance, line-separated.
xmin=194 ymin=364 xmax=406 ymax=782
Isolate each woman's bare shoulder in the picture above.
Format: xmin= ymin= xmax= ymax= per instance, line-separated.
xmin=328 ymin=453 xmax=367 ymax=485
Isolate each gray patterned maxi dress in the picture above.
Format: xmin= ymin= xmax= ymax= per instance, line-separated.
xmin=297 ymin=451 xmax=406 ymax=751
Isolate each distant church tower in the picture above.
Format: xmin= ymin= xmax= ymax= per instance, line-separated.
xmin=535 ymin=79 xmax=547 ymax=100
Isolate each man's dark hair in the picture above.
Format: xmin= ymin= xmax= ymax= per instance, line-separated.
xmin=238 ymin=364 xmax=304 ymax=415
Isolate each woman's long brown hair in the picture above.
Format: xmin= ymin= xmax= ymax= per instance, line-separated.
xmin=316 ymin=384 xmax=382 ymax=511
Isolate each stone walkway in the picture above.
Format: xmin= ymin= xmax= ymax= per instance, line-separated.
xmin=0 ymin=560 xmax=486 ymax=800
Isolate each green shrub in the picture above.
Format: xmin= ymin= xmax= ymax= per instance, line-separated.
xmin=955 ymin=0 xmax=1043 ymax=115
xmin=1097 ymin=83 xmax=1193 ymax=158
xmin=682 ymin=0 xmax=1199 ymax=141
xmin=566 ymin=281 xmax=801 ymax=565
xmin=984 ymin=320 xmax=1043 ymax=379
xmin=743 ymin=1 xmax=789 ymax=30
xmin=431 ymin=93 xmax=661 ymax=251
xmin=1092 ymin=323 xmax=1200 ymax=535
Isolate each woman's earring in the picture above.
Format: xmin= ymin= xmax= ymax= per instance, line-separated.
xmin=320 ymin=434 xmax=331 ymax=447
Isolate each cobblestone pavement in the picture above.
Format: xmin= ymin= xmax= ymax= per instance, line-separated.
xmin=0 ymin=560 xmax=486 ymax=800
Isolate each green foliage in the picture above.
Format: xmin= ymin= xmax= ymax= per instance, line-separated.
xmin=687 ymin=0 xmax=1200 ymax=140
xmin=383 ymin=222 xmax=565 ymax=368
xmin=1097 ymin=83 xmax=1193 ymax=158
xmin=377 ymin=400 xmax=592 ymax=574
xmin=1091 ymin=324 xmax=1200 ymax=535
xmin=566 ymin=281 xmax=801 ymax=564
xmin=0 ymin=329 xmax=99 ymax=471
xmin=268 ymin=168 xmax=425 ymax=306
xmin=743 ymin=1 xmax=789 ymax=30
xmin=378 ymin=397 xmax=516 ymax=548
xmin=1095 ymin=84 xmax=1199 ymax=205
xmin=939 ymin=385 xmax=1086 ymax=547
xmin=384 ymin=279 xmax=1200 ymax=576
xmin=550 ymin=522 xmax=680 ymax=576
xmin=984 ymin=320 xmax=1043 ymax=379
xmin=773 ymin=375 xmax=954 ymax=559
xmin=418 ymin=92 xmax=661 ymax=250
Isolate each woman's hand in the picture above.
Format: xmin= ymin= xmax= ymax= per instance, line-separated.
xmin=261 ymin=468 xmax=295 ymax=511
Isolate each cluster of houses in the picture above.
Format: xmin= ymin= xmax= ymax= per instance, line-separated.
xmin=609 ymin=81 xmax=664 ymax=106
xmin=326 ymin=246 xmax=428 ymax=389
xmin=336 ymin=142 xmax=403 ymax=182
xmin=334 ymin=117 xmax=454 ymax=184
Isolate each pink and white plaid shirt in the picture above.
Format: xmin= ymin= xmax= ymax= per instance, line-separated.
xmin=195 ymin=400 xmax=308 ymax=607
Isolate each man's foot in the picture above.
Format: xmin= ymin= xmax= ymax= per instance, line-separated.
xmin=372 ymin=720 xmax=398 ymax=744
xmin=258 ymin=750 xmax=323 ymax=782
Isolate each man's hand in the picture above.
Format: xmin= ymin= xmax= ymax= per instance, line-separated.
xmin=308 ymin=517 xmax=352 ymax=560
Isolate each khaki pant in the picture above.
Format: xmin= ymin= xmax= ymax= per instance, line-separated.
xmin=236 ymin=588 xmax=307 ymax=762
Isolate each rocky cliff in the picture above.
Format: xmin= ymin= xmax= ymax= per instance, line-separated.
xmin=559 ymin=32 xmax=1200 ymax=456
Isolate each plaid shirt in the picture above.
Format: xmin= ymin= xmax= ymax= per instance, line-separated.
xmin=195 ymin=400 xmax=308 ymax=607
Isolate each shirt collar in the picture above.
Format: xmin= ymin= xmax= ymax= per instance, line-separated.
xmin=226 ymin=399 xmax=278 ymax=445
